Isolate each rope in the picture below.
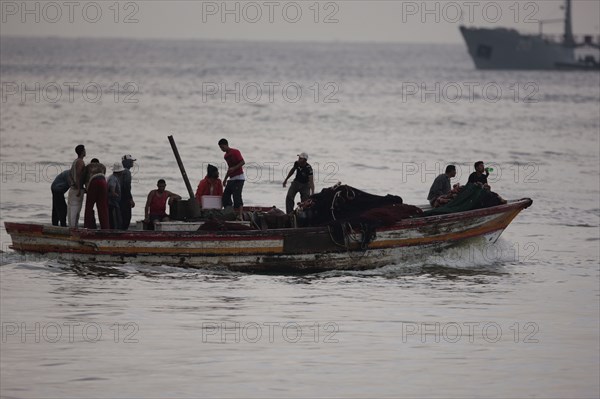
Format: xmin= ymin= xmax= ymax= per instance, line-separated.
xmin=327 ymin=223 xmax=348 ymax=249
xmin=326 ymin=185 xmax=375 ymax=251
xmin=327 ymin=221 xmax=376 ymax=251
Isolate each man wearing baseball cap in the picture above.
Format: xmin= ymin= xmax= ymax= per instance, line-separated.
xmin=283 ymin=152 xmax=314 ymax=214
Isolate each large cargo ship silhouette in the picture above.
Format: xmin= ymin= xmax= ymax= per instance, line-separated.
xmin=460 ymin=0 xmax=599 ymax=70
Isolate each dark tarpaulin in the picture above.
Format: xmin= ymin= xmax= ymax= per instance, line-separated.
xmin=298 ymin=184 xmax=405 ymax=227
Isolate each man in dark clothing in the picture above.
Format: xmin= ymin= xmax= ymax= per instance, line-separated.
xmin=427 ymin=164 xmax=456 ymax=207
xmin=119 ymin=154 xmax=136 ymax=230
xmin=51 ymin=170 xmax=71 ymax=226
xmin=108 ymin=162 xmax=124 ymax=229
xmin=283 ymin=152 xmax=315 ymax=214
xmin=468 ymin=161 xmax=489 ymax=185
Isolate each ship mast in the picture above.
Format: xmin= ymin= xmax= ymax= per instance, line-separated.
xmin=563 ymin=0 xmax=575 ymax=47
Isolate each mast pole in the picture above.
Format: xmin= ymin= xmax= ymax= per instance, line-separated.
xmin=564 ymin=0 xmax=575 ymax=47
xmin=168 ymin=135 xmax=195 ymax=200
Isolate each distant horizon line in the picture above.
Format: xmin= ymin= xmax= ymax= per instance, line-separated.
xmin=0 ymin=33 xmax=465 ymax=46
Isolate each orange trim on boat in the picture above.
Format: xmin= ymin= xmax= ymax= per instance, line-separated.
xmin=11 ymin=243 xmax=284 ymax=256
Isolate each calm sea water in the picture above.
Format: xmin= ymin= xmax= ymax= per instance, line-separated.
xmin=1 ymin=36 xmax=599 ymax=398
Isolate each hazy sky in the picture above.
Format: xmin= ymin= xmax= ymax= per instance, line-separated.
xmin=1 ymin=0 xmax=599 ymax=43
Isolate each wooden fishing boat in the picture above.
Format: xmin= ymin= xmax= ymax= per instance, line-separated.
xmin=5 ymin=138 xmax=533 ymax=272
xmin=4 ymin=198 xmax=532 ymax=273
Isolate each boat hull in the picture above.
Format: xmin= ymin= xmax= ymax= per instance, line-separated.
xmin=5 ymin=199 xmax=532 ymax=272
xmin=460 ymin=26 xmax=574 ymax=70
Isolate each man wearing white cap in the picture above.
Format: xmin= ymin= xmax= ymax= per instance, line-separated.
xmin=283 ymin=152 xmax=315 ymax=214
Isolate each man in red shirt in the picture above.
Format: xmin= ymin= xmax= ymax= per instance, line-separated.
xmin=218 ymin=138 xmax=245 ymax=219
xmin=144 ymin=179 xmax=181 ymax=229
xmin=195 ymin=164 xmax=224 ymax=206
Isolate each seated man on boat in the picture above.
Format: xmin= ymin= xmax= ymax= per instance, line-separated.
xmin=429 ymin=183 xmax=463 ymax=209
xmin=144 ymin=179 xmax=182 ymax=229
xmin=468 ymin=161 xmax=489 ymax=185
xmin=422 ymin=165 xmax=507 ymax=216
xmin=195 ymin=164 xmax=223 ymax=208
xmin=427 ymin=164 xmax=456 ymax=207
xmin=466 ymin=161 xmax=506 ymax=205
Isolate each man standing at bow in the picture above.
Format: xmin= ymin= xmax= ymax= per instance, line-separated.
xmin=283 ymin=152 xmax=315 ymax=214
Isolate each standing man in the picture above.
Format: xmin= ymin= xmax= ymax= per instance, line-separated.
xmin=218 ymin=138 xmax=245 ymax=219
xmin=51 ymin=170 xmax=71 ymax=227
xmin=427 ymin=164 xmax=456 ymax=207
xmin=108 ymin=162 xmax=124 ymax=229
xmin=83 ymin=158 xmax=109 ymax=229
xmin=67 ymin=144 xmax=86 ymax=227
xmin=283 ymin=152 xmax=315 ymax=214
xmin=119 ymin=154 xmax=136 ymax=230
xmin=468 ymin=161 xmax=489 ymax=185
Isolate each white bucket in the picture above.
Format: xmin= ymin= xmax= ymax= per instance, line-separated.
xmin=201 ymin=195 xmax=222 ymax=209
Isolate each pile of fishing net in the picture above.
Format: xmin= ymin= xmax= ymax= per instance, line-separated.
xmin=297 ymin=184 xmax=423 ymax=227
xmin=292 ymin=184 xmax=422 ymax=248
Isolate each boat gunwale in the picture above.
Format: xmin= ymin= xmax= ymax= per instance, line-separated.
xmin=4 ymin=198 xmax=533 ymax=240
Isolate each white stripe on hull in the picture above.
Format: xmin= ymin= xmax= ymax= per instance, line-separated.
xmin=14 ymin=241 xmax=457 ymax=272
